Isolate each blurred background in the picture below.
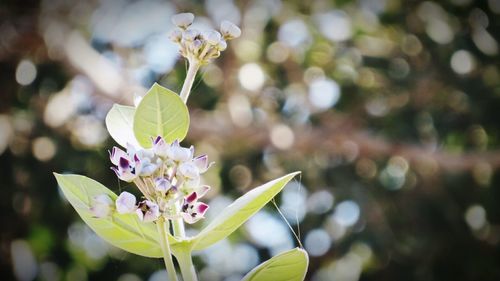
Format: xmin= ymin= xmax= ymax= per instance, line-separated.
xmin=1 ymin=0 xmax=500 ymax=280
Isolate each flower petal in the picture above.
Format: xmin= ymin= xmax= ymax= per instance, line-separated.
xmin=185 ymin=192 xmax=198 ymax=204
xmin=110 ymin=147 xmax=127 ymax=165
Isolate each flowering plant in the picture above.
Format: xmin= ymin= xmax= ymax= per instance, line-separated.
xmin=54 ymin=13 xmax=308 ymax=281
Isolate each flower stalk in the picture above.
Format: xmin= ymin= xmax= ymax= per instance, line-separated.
xmin=171 ymin=201 xmax=186 ymax=237
xmin=180 ymin=60 xmax=200 ymax=103
xmin=157 ymin=218 xmax=178 ymax=281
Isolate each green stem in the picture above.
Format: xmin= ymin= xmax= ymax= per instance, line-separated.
xmin=173 ymin=57 xmax=201 ymax=281
xmin=157 ymin=218 xmax=178 ymax=281
xmin=179 ymin=60 xmax=200 ymax=103
xmin=171 ymin=202 xmax=186 ymax=237
xmin=176 ymin=249 xmax=198 ymax=281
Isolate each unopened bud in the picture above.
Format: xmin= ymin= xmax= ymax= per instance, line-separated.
xmin=172 ymin=13 xmax=194 ymax=29
xmin=217 ymin=39 xmax=227 ymax=51
xmin=220 ymin=20 xmax=241 ymax=39
xmin=183 ymin=29 xmax=200 ymax=42
xmin=168 ymin=29 xmax=182 ymax=43
xmin=204 ymin=30 xmax=222 ymax=45
xmin=192 ymin=39 xmax=203 ymax=52
xmin=115 ymin=192 xmax=137 ymax=214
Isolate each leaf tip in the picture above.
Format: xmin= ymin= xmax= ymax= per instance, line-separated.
xmin=296 ymin=247 xmax=309 ymax=258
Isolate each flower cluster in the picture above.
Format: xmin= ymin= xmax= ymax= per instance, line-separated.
xmin=168 ymin=13 xmax=241 ymax=65
xmin=90 ymin=136 xmax=212 ymax=225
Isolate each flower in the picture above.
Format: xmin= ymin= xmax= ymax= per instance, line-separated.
xmin=110 ymin=146 xmax=142 ymax=182
xmin=172 ymin=13 xmax=194 ymax=29
xmin=180 ymin=192 xmax=209 ymax=224
xmin=136 ymin=200 xmax=160 ymax=222
xmin=153 ymin=136 xmax=169 ymax=158
xmin=167 ymin=140 xmax=193 ymax=163
xmin=220 ymin=20 xmax=241 ymax=40
xmin=115 ymin=192 xmax=137 ymax=214
xmin=193 ymin=154 xmax=212 ymax=173
xmin=90 ymin=194 xmax=113 ymax=218
xmin=169 ymin=13 xmax=240 ymax=65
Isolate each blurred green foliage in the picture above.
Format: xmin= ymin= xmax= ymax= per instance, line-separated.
xmin=1 ymin=0 xmax=500 ymax=280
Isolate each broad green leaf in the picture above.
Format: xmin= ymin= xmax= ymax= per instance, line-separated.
xmin=191 ymin=172 xmax=300 ymax=251
xmin=54 ymin=173 xmax=179 ymax=257
xmin=241 ymin=248 xmax=308 ymax=281
xmin=133 ymin=83 xmax=189 ymax=148
xmin=105 ymin=104 xmax=140 ymax=148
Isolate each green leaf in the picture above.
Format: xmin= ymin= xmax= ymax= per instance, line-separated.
xmin=241 ymin=248 xmax=308 ymax=281
xmin=105 ymin=104 xmax=140 ymax=148
xmin=133 ymin=83 xmax=189 ymax=148
xmin=54 ymin=173 xmax=179 ymax=258
xmin=191 ymin=172 xmax=300 ymax=251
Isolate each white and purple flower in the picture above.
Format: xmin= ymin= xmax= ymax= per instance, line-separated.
xmin=180 ymin=192 xmax=209 ymax=224
xmin=136 ymin=200 xmax=160 ymax=222
xmin=110 ymin=146 xmax=142 ymax=182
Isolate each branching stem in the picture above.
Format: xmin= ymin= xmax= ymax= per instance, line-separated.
xmin=176 ymin=248 xmax=198 ymax=281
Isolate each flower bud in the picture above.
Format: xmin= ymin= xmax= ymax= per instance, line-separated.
xmin=115 ymin=192 xmax=137 ymax=214
xmin=203 ymin=30 xmax=222 ymax=45
xmin=217 ymin=39 xmax=227 ymax=51
xmin=139 ymin=157 xmax=158 ymax=176
xmin=220 ymin=20 xmax=241 ymax=39
xmin=172 ymin=13 xmax=194 ymax=29
xmin=167 ymin=140 xmax=193 ymax=162
xmin=179 ymin=162 xmax=200 ymax=179
xmin=154 ymin=177 xmax=172 ymax=193
xmin=168 ymin=29 xmax=183 ymax=43
xmin=153 ymin=136 xmax=169 ymax=158
xmin=182 ymin=29 xmax=200 ymax=42
xmin=90 ymin=194 xmax=113 ymax=218
xmin=191 ymin=39 xmax=203 ymax=52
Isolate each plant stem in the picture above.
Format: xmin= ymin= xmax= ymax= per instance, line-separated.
xmin=176 ymin=249 xmax=198 ymax=281
xmin=171 ymin=202 xmax=186 ymax=237
xmin=173 ymin=58 xmax=201 ymax=281
xmin=175 ymin=57 xmax=198 ymax=238
xmin=179 ymin=60 xmax=200 ymax=103
xmin=157 ymin=218 xmax=178 ymax=281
